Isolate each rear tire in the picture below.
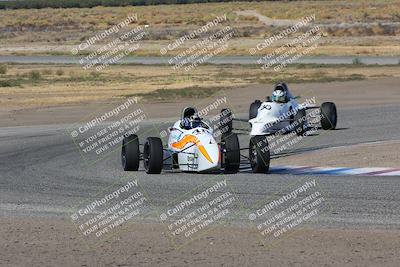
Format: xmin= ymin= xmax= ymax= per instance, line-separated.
xmin=143 ymin=137 xmax=163 ymax=174
xmin=249 ymin=100 xmax=261 ymax=120
xmin=222 ymin=133 xmax=240 ymax=173
xmin=220 ymin=108 xmax=233 ymax=135
xmin=249 ymin=136 xmax=270 ymax=173
xmin=121 ymin=134 xmax=140 ymax=171
xmin=320 ymin=102 xmax=337 ymax=130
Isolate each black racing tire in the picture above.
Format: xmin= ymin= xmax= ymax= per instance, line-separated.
xmin=249 ymin=135 xmax=270 ymax=173
xmin=320 ymin=102 xmax=337 ymax=130
xmin=293 ymin=109 xmax=306 ymax=136
xmin=249 ymin=100 xmax=262 ymax=120
xmin=220 ymin=108 xmax=233 ymax=135
xmin=121 ymin=134 xmax=140 ymax=171
xmin=143 ymin=137 xmax=163 ymax=174
xmin=222 ymin=133 xmax=240 ymax=173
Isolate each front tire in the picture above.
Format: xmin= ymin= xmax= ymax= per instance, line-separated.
xmin=320 ymin=102 xmax=337 ymax=130
xmin=143 ymin=137 xmax=163 ymax=174
xmin=249 ymin=135 xmax=270 ymax=173
xmin=249 ymin=100 xmax=261 ymax=120
xmin=121 ymin=134 xmax=140 ymax=171
xmin=222 ymin=133 xmax=240 ymax=173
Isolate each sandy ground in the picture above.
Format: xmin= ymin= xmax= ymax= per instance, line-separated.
xmin=274 ymin=140 xmax=400 ymax=168
xmin=0 ymin=218 xmax=399 ymax=267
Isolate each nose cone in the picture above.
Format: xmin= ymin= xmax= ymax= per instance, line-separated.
xmin=197 ymin=143 xmax=220 ymax=172
xmin=250 ymin=121 xmax=266 ymax=135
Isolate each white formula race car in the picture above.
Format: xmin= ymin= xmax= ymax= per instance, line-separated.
xmin=121 ymin=107 xmax=240 ymax=174
xmin=220 ymin=82 xmax=338 ymax=173
xmin=246 ymin=83 xmax=337 ymax=135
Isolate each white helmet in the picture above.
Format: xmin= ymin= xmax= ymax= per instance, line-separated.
xmin=272 ymin=89 xmax=287 ymax=103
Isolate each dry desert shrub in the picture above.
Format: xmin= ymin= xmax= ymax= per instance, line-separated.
xmin=0 ymin=65 xmax=7 ymax=74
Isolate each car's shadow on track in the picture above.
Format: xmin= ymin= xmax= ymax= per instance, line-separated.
xmin=332 ymin=127 xmax=349 ymax=131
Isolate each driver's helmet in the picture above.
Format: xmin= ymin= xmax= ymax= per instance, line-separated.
xmin=188 ymin=114 xmax=202 ymax=129
xmin=182 ymin=106 xmax=197 ymax=120
xmin=272 ymin=89 xmax=287 ymax=103
xmin=181 ymin=107 xmax=202 ymax=129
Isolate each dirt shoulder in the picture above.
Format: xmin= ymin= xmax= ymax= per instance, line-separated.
xmin=0 ymin=217 xmax=399 ymax=266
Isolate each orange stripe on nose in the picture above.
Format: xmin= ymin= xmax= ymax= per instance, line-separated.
xmin=171 ymin=134 xmax=199 ymax=149
xmin=171 ymin=134 xmax=213 ymax=163
xmin=198 ymin=145 xmax=213 ymax=164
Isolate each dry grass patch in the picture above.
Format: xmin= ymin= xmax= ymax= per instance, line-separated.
xmin=0 ymin=63 xmax=399 ymax=109
xmin=1 ymin=1 xmax=400 ymax=57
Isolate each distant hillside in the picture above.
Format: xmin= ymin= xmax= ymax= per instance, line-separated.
xmin=0 ymin=0 xmax=279 ymax=9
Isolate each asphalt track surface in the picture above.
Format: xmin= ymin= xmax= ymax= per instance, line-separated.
xmin=1 ymin=105 xmax=399 ymax=230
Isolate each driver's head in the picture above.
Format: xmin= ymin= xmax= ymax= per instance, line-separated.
xmin=275 ymin=82 xmax=288 ymax=91
xmin=181 ymin=107 xmax=202 ymax=129
xmin=188 ymin=114 xmax=202 ymax=128
xmin=272 ymin=89 xmax=287 ymax=103
xmin=182 ymin=106 xmax=197 ymax=120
